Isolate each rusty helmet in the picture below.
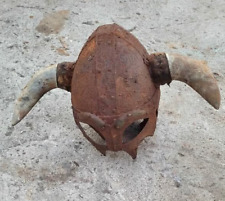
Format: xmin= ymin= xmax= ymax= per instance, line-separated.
xmin=12 ymin=24 xmax=220 ymax=159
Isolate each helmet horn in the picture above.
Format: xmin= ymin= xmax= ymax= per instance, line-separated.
xmin=12 ymin=62 xmax=74 ymax=126
xmin=149 ymin=53 xmax=221 ymax=109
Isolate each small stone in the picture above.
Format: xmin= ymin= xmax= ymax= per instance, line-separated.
xmin=178 ymin=152 xmax=185 ymax=157
xmin=174 ymin=177 xmax=181 ymax=188
xmin=82 ymin=21 xmax=94 ymax=25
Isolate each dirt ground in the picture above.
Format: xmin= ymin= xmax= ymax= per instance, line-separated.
xmin=1 ymin=0 xmax=225 ymax=200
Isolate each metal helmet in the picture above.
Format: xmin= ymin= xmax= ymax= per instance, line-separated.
xmin=12 ymin=24 xmax=220 ymax=159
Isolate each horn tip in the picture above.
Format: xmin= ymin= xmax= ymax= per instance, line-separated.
xmin=209 ymin=93 xmax=220 ymax=110
xmin=11 ymin=110 xmax=21 ymax=126
xmin=213 ymin=102 xmax=220 ymax=110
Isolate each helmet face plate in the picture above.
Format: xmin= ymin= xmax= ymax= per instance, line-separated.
xmin=71 ymin=24 xmax=160 ymax=158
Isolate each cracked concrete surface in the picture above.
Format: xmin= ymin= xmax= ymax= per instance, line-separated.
xmin=1 ymin=0 xmax=225 ymax=200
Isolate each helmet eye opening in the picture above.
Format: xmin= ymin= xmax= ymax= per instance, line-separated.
xmin=122 ymin=118 xmax=149 ymax=144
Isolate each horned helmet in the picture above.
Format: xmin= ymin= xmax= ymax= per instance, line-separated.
xmin=12 ymin=24 xmax=220 ymax=159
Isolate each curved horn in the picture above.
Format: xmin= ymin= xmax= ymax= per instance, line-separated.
xmin=166 ymin=53 xmax=220 ymax=109
xmin=149 ymin=53 xmax=221 ymax=109
xmin=12 ymin=62 xmax=75 ymax=126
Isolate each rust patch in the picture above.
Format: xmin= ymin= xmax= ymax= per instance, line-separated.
xmin=36 ymin=10 xmax=69 ymax=35
xmin=57 ymin=62 xmax=75 ymax=91
xmin=148 ymin=53 xmax=172 ymax=85
xmin=56 ymin=37 xmax=70 ymax=56
xmin=0 ymin=159 xmax=78 ymax=184
xmin=57 ymin=48 xmax=70 ymax=56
